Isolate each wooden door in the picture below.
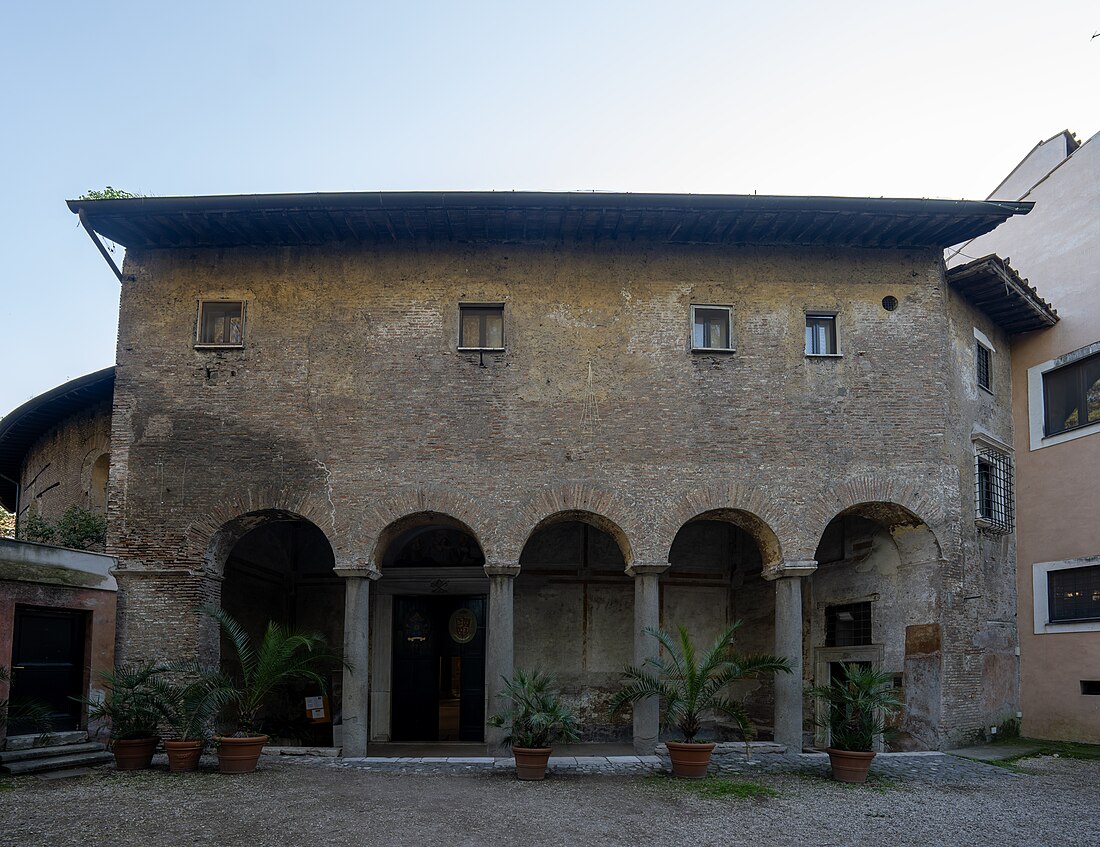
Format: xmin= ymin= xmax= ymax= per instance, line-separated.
xmin=10 ymin=607 xmax=86 ymax=733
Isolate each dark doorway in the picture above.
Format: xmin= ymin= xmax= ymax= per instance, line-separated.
xmin=392 ymin=595 xmax=486 ymax=742
xmin=9 ymin=607 xmax=87 ymax=733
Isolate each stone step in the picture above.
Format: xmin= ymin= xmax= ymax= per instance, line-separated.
xmin=4 ymin=731 xmax=88 ymax=752
xmin=2 ymin=750 xmax=114 ymax=776
xmin=0 ymin=742 xmax=107 ymax=764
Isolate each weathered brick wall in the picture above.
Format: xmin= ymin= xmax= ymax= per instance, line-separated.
xmin=105 ymin=240 xmax=1011 ymax=744
xmin=18 ymin=400 xmax=111 ymax=533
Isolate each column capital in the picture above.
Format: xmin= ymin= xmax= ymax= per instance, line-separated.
xmin=762 ymin=559 xmax=818 ymax=581
xmin=333 ymin=566 xmax=382 ymax=581
xmin=625 ymin=562 xmax=670 ymax=578
xmin=483 ymin=563 xmax=520 ymax=578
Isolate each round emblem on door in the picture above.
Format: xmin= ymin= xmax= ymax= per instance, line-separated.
xmin=448 ymin=608 xmax=477 ymax=644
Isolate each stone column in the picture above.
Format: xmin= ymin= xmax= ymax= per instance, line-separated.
xmin=764 ymin=559 xmax=817 ymax=753
xmin=484 ymin=563 xmax=519 ymax=751
xmin=626 ymin=563 xmax=668 ymax=755
xmin=336 ymin=567 xmax=381 ymax=757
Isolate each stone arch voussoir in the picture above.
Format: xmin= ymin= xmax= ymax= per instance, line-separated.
xmin=504 ymin=483 xmax=642 ymax=567
xmin=659 ymin=483 xmax=794 ymax=569
xmin=363 ymin=485 xmax=499 ymax=570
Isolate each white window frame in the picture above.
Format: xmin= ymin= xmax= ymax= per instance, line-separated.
xmin=973 ymin=327 xmax=995 ymax=395
xmin=195 ymin=299 xmax=246 ymax=349
xmin=972 ymin=433 xmax=1013 ymax=533
xmin=690 ymin=304 xmax=734 ymax=353
xmin=1032 ymin=555 xmax=1100 ymax=634
xmin=1027 ymin=339 xmax=1100 ymax=451
xmin=805 ymin=312 xmax=841 ymax=357
xmin=457 ymin=303 xmax=506 ymax=352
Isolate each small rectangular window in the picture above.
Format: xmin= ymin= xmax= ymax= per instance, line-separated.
xmin=974 ymin=445 xmax=1014 ymax=533
xmin=459 ymin=305 xmax=504 ymax=350
xmin=977 ymin=344 xmax=992 ymax=392
xmin=1048 ymin=566 xmax=1100 ymax=623
xmin=805 ymin=314 xmax=837 ymax=355
xmin=825 ymin=602 xmax=872 ymax=647
xmin=197 ymin=300 xmax=244 ymax=346
xmin=1081 ymin=681 xmax=1100 ymax=696
xmin=691 ymin=305 xmax=733 ymax=351
xmin=1043 ymin=352 xmax=1100 ymax=436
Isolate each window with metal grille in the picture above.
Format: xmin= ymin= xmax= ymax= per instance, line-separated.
xmin=1043 ymin=351 xmax=1100 ymax=436
xmin=805 ymin=314 xmax=838 ymax=355
xmin=1048 ymin=565 xmax=1100 ymax=623
xmin=459 ymin=305 xmax=504 ymax=350
xmin=975 ymin=445 xmax=1013 ymax=533
xmin=976 ymin=343 xmax=992 ymax=392
xmin=825 ymin=602 xmax=872 ymax=647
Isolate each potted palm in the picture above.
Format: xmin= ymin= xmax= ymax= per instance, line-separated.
xmin=807 ymin=662 xmax=903 ymax=783
xmin=81 ymin=663 xmax=165 ymax=770
xmin=488 ymin=669 xmax=581 ymax=780
xmin=0 ymin=665 xmax=53 ymax=742
xmin=610 ymin=623 xmax=791 ymax=778
xmin=153 ymin=666 xmax=222 ymax=772
xmin=201 ymin=607 xmax=345 ymax=774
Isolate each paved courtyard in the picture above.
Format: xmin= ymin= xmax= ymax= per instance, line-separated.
xmin=2 ymin=752 xmax=1096 ymax=847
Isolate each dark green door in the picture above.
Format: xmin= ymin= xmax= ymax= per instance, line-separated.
xmin=10 ymin=607 xmax=87 ymax=733
xmin=391 ymin=596 xmax=485 ymax=742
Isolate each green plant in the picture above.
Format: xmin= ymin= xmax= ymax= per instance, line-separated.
xmin=199 ymin=607 xmax=345 ymax=737
xmin=488 ymin=669 xmax=581 ymax=749
xmin=806 ymin=663 xmax=903 ymax=752
xmin=79 ymin=186 xmax=136 ymax=200
xmin=610 ymin=623 xmax=791 ymax=750
xmin=20 ymin=512 xmax=54 ymax=544
xmin=82 ymin=663 xmax=166 ymax=740
xmin=0 ymin=666 xmax=54 ymax=740
xmin=151 ymin=664 xmax=223 ymax=742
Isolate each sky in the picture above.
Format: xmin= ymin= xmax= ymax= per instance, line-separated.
xmin=1 ymin=1 xmax=1097 ymax=414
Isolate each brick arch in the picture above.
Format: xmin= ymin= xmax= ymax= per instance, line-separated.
xmin=503 ymin=483 xmax=642 ymax=566
xmin=363 ymin=485 xmax=499 ymax=569
xmin=799 ymin=473 xmax=947 ymax=562
xmin=184 ymin=486 xmax=340 ymax=575
xmin=78 ymin=438 xmax=111 ymax=511
xmin=658 ymin=483 xmax=794 ymax=569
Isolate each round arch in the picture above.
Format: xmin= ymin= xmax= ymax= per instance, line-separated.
xmin=518 ymin=509 xmax=634 ymax=568
xmin=665 ymin=507 xmax=784 ymax=570
xmin=371 ymin=510 xmax=486 ymax=572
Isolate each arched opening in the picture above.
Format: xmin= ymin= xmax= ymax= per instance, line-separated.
xmin=375 ymin=513 xmax=487 ymax=744
xmin=220 ymin=514 xmax=341 ymax=747
xmin=516 ymin=513 xmax=632 ymax=740
xmin=667 ymin=511 xmax=777 ymax=741
xmin=89 ymin=453 xmax=109 ymax=512
xmin=808 ymin=502 xmax=943 ymax=750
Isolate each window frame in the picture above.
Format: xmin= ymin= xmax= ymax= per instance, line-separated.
xmin=976 ymin=343 xmax=992 ymax=393
xmin=805 ymin=312 xmax=840 ymax=357
xmin=1027 ymin=340 xmax=1100 ymax=451
xmin=1042 ymin=351 xmax=1100 ymax=437
xmin=689 ymin=304 xmax=734 ymax=353
xmin=1033 ymin=556 xmax=1100 ymax=634
xmin=973 ymin=438 xmax=1013 ymax=533
xmin=458 ymin=303 xmax=505 ymax=352
xmin=195 ymin=299 xmax=246 ymax=349
xmin=1047 ymin=564 xmax=1100 ymax=624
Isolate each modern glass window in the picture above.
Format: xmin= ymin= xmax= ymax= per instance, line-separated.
xmin=197 ymin=300 xmax=244 ymax=346
xmin=691 ymin=305 xmax=733 ymax=351
xmin=974 ymin=445 xmax=1013 ymax=533
xmin=1043 ymin=352 xmax=1100 ymax=436
xmin=1048 ymin=565 xmax=1100 ymax=623
xmin=459 ymin=305 xmax=504 ymax=350
xmin=805 ymin=314 xmax=838 ymax=355
xmin=976 ymin=343 xmax=992 ymax=392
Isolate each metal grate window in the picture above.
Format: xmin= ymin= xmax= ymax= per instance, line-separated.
xmin=1048 ymin=566 xmax=1100 ymax=623
xmin=975 ymin=445 xmax=1013 ymax=533
xmin=825 ymin=602 xmax=872 ymax=647
xmin=976 ymin=344 xmax=992 ymax=392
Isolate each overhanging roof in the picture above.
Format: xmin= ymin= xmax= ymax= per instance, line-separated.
xmin=66 ymin=191 xmax=1032 ymax=251
xmin=947 ymin=255 xmax=1058 ymax=334
xmin=0 ymin=368 xmax=115 ymax=512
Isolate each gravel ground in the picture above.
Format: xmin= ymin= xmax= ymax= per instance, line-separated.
xmin=1 ymin=754 xmax=1096 ymax=847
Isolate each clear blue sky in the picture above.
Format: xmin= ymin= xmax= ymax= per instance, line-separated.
xmin=1 ymin=1 xmax=1097 ymax=414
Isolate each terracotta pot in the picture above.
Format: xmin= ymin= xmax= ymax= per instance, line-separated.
xmin=216 ymin=735 xmax=269 ymax=774
xmin=666 ymin=741 xmax=716 ymax=779
xmin=512 ymin=746 xmax=553 ymax=781
xmin=826 ymin=747 xmax=876 ymax=783
xmin=112 ymin=737 xmax=159 ymax=770
xmin=165 ymin=739 xmax=205 ymax=772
